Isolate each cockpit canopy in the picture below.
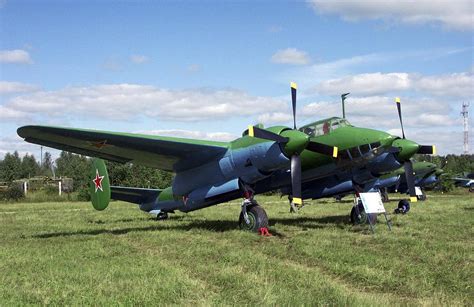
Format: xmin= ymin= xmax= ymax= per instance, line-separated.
xmin=299 ymin=117 xmax=351 ymax=137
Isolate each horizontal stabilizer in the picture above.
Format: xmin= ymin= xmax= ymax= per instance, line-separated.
xmin=111 ymin=186 xmax=162 ymax=204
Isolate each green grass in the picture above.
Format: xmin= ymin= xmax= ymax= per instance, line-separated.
xmin=0 ymin=193 xmax=472 ymax=305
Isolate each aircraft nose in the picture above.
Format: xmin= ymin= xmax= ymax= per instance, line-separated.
xmin=392 ymin=138 xmax=419 ymax=161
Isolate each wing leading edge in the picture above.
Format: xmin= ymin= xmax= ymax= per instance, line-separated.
xmin=17 ymin=125 xmax=229 ymax=172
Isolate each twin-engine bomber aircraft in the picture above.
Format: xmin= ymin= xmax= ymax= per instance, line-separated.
xmin=17 ymin=83 xmax=435 ymax=232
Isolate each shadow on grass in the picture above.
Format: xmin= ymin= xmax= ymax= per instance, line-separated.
xmin=32 ymin=214 xmax=354 ymax=239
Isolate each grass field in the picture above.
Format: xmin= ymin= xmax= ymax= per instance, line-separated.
xmin=1 ymin=192 xmax=472 ymax=305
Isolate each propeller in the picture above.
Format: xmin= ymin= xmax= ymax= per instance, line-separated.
xmin=395 ymin=97 xmax=406 ymax=139
xmin=248 ymin=82 xmax=338 ymax=208
xmin=395 ymin=97 xmax=436 ymax=202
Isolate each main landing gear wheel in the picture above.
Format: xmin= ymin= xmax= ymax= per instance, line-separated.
xmin=417 ymin=192 xmax=427 ymax=201
xmin=239 ymin=204 xmax=269 ymax=232
xmin=156 ymin=212 xmax=168 ymax=220
xmin=350 ymin=203 xmax=377 ymax=225
xmin=380 ymin=190 xmax=389 ymax=203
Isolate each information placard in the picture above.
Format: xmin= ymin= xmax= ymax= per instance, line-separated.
xmin=359 ymin=192 xmax=386 ymax=214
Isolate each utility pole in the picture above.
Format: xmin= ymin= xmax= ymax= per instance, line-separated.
xmin=40 ymin=146 xmax=43 ymax=168
xmin=341 ymin=93 xmax=350 ymax=119
xmin=461 ymin=102 xmax=469 ymax=154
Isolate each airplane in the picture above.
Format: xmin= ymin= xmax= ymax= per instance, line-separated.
xmin=331 ymin=160 xmax=442 ymax=203
xmin=451 ymin=172 xmax=474 ymax=192
xmin=17 ymin=83 xmax=435 ymax=233
xmin=384 ymin=161 xmax=443 ymax=200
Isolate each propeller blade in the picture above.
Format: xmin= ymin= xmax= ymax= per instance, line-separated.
xmin=248 ymin=125 xmax=288 ymax=143
xmin=417 ymin=145 xmax=436 ymax=155
xmin=403 ymin=160 xmax=418 ymax=202
xmin=306 ymin=141 xmax=338 ymax=158
xmin=290 ymin=154 xmax=302 ymax=206
xmin=291 ymin=82 xmax=297 ymax=130
xmin=395 ymin=97 xmax=406 ymax=139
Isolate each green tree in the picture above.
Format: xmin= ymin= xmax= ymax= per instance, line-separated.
xmin=55 ymin=151 xmax=90 ymax=190
xmin=41 ymin=151 xmax=54 ymax=177
xmin=20 ymin=154 xmax=40 ymax=179
xmin=0 ymin=151 xmax=22 ymax=182
xmin=107 ymin=161 xmax=173 ymax=188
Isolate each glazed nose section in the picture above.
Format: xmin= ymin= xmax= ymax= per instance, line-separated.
xmin=393 ymin=138 xmax=419 ymax=161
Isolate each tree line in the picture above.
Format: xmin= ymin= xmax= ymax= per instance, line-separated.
xmin=416 ymin=154 xmax=474 ymax=176
xmin=0 ymin=151 xmax=173 ymax=191
xmin=1 ymin=151 xmax=473 ymax=191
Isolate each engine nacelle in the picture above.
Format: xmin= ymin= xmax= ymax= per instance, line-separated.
xmin=366 ymin=152 xmax=402 ymax=175
xmin=173 ymin=141 xmax=289 ymax=196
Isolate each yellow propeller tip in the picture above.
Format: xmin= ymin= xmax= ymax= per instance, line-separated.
xmin=290 ymin=82 xmax=297 ymax=90
xmin=248 ymin=125 xmax=254 ymax=137
xmin=293 ymin=197 xmax=302 ymax=205
xmin=432 ymin=145 xmax=436 ymax=155
xmin=410 ymin=197 xmax=418 ymax=202
xmin=333 ymin=147 xmax=338 ymax=158
xmin=395 ymin=97 xmax=400 ymax=103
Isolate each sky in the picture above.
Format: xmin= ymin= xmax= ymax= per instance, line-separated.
xmin=0 ymin=0 xmax=473 ymax=160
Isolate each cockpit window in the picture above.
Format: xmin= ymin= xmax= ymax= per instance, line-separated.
xmin=300 ymin=118 xmax=351 ymax=137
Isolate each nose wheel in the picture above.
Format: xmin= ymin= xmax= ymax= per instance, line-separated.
xmin=350 ymin=203 xmax=378 ymax=225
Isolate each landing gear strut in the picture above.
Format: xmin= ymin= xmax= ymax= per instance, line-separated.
xmin=239 ymin=191 xmax=269 ymax=232
xmin=380 ymin=188 xmax=389 ymax=202
xmin=288 ymin=195 xmax=303 ymax=213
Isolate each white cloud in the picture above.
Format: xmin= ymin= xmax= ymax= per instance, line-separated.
xmin=0 ymin=49 xmax=32 ymax=64
xmin=130 ymin=54 xmax=149 ymax=64
xmin=267 ymin=25 xmax=283 ymax=33
xmin=292 ymin=53 xmax=387 ymax=84
xmin=0 ymin=136 xmax=38 ymax=159
xmin=101 ymin=57 xmax=122 ymax=71
xmin=0 ymin=105 xmax=30 ymax=120
xmin=3 ymin=84 xmax=287 ymax=122
xmin=187 ymin=64 xmax=201 ymax=73
xmin=136 ymin=129 xmax=237 ymax=142
xmin=315 ymin=73 xmax=411 ymax=96
xmin=288 ymin=48 xmax=471 ymax=87
xmin=314 ymin=72 xmax=474 ymax=98
xmin=0 ymin=81 xmax=39 ymax=94
xmin=415 ymin=73 xmax=474 ymax=97
xmin=257 ymin=112 xmax=293 ymax=125
xmin=271 ymin=48 xmax=311 ymax=65
xmin=308 ymin=0 xmax=474 ymax=31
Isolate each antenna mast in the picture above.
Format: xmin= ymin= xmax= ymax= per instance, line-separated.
xmin=461 ymin=102 xmax=469 ymax=154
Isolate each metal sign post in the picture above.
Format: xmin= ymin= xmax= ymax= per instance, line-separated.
xmin=359 ymin=192 xmax=392 ymax=233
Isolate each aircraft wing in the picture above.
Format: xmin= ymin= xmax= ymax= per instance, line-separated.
xmin=17 ymin=125 xmax=229 ymax=172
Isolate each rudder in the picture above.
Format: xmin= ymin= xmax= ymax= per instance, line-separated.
xmin=90 ymin=158 xmax=111 ymax=210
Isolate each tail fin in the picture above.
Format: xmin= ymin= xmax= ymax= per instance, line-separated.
xmin=90 ymin=158 xmax=111 ymax=211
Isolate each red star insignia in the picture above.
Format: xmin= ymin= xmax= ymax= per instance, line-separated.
xmin=89 ymin=140 xmax=109 ymax=149
xmin=93 ymin=169 xmax=105 ymax=192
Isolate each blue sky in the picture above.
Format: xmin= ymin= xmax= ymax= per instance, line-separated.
xmin=1 ymin=0 xmax=473 ymax=159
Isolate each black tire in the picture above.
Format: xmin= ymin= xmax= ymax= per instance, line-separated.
xmin=417 ymin=192 xmax=427 ymax=201
xmin=469 ymin=183 xmax=474 ymax=193
xmin=380 ymin=191 xmax=389 ymax=203
xmin=156 ymin=212 xmax=168 ymax=220
xmin=350 ymin=203 xmax=377 ymax=225
xmin=397 ymin=200 xmax=411 ymax=213
xmin=239 ymin=205 xmax=269 ymax=232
